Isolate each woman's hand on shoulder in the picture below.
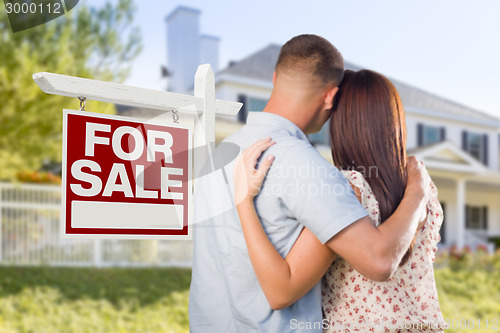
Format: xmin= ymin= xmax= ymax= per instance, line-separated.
xmin=406 ymin=156 xmax=431 ymax=203
xmin=233 ymin=137 xmax=275 ymax=205
xmin=407 ymin=157 xmax=432 ymax=232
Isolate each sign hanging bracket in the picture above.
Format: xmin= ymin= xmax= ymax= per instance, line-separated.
xmin=78 ymin=97 xmax=86 ymax=111
xmin=172 ymin=109 xmax=179 ymax=123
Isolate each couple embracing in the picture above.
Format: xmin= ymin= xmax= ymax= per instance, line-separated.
xmin=189 ymin=34 xmax=446 ymax=332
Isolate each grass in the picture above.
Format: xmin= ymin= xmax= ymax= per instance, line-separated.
xmin=0 ymin=250 xmax=498 ymax=332
xmin=0 ymin=267 xmax=191 ymax=333
xmin=434 ymin=249 xmax=500 ymax=332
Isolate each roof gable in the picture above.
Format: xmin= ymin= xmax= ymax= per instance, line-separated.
xmin=409 ymin=141 xmax=487 ymax=174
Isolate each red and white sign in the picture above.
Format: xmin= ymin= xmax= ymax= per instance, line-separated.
xmin=61 ymin=109 xmax=192 ymax=238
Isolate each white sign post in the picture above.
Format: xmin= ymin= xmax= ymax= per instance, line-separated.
xmin=33 ymin=64 xmax=242 ymax=239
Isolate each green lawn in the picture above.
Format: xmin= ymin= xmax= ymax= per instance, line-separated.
xmin=0 ymin=267 xmax=191 ymax=333
xmin=0 ymin=251 xmax=498 ymax=333
xmin=434 ymin=250 xmax=500 ymax=333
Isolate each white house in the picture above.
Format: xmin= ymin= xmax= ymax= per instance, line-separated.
xmin=134 ymin=6 xmax=500 ymax=251
xmin=214 ymin=44 xmax=500 ymax=252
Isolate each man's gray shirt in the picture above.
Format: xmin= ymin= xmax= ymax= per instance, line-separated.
xmin=189 ymin=112 xmax=368 ymax=332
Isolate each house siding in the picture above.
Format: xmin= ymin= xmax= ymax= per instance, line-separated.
xmin=215 ymin=81 xmax=272 ymax=122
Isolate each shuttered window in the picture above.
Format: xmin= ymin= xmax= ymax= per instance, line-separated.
xmin=237 ymin=95 xmax=268 ymax=123
xmin=417 ymin=123 xmax=446 ymax=146
xmin=462 ymin=130 xmax=489 ymax=165
xmin=465 ymin=205 xmax=488 ymax=230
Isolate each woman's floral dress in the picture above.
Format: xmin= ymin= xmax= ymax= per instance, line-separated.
xmin=321 ymin=170 xmax=447 ymax=333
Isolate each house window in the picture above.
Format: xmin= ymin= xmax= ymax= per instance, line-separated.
xmin=237 ymin=94 xmax=268 ymax=123
xmin=468 ymin=133 xmax=482 ymax=160
xmin=308 ymin=119 xmax=330 ymax=146
xmin=237 ymin=94 xmax=247 ymax=122
xmin=248 ymin=97 xmax=267 ymax=112
xmin=417 ymin=123 xmax=445 ymax=146
xmin=465 ymin=205 xmax=488 ymax=230
xmin=462 ymin=131 xmax=488 ymax=165
xmin=423 ymin=126 xmax=440 ymax=144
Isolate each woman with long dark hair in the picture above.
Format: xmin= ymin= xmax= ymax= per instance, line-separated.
xmin=233 ymin=70 xmax=446 ymax=332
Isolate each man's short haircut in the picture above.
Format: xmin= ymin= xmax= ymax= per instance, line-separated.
xmin=276 ymin=34 xmax=344 ymax=87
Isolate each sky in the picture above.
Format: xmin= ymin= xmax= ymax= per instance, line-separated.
xmin=85 ymin=0 xmax=500 ymax=119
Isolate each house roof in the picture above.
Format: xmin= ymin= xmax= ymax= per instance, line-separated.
xmin=219 ymin=44 xmax=280 ymax=82
xmin=218 ymin=44 xmax=500 ymax=125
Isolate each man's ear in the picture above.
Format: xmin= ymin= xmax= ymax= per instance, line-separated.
xmin=273 ymin=71 xmax=276 ymax=85
xmin=324 ymin=86 xmax=339 ymax=109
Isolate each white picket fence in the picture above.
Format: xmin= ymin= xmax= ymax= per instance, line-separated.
xmin=0 ymin=182 xmax=192 ymax=267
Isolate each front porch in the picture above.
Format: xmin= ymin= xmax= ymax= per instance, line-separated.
xmin=413 ymin=141 xmax=500 ymax=252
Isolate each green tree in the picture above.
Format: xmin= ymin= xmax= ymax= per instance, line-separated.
xmin=0 ymin=0 xmax=142 ymax=181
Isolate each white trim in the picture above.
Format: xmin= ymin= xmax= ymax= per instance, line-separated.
xmin=424 ymin=161 xmax=484 ymax=174
xmin=469 ymin=171 xmax=500 ymax=184
xmin=406 ymin=106 xmax=500 ymax=129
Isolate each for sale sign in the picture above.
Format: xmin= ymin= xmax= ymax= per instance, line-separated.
xmin=62 ymin=109 xmax=192 ymax=238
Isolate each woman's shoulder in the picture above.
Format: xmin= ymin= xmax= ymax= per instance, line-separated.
xmin=341 ymin=167 xmax=440 ymax=200
xmin=340 ymin=169 xmax=381 ymax=224
xmin=340 ymin=169 xmax=368 ymax=188
xmin=340 ymin=169 xmax=376 ymax=199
